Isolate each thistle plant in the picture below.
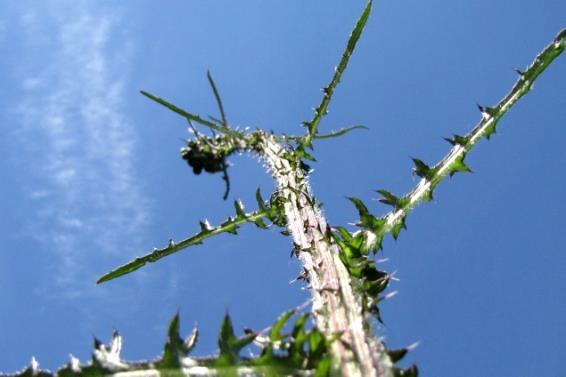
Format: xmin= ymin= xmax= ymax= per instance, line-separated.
xmin=3 ymin=2 xmax=565 ymax=377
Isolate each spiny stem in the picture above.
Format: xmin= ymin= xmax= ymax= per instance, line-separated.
xmin=97 ymin=209 xmax=271 ymax=284
xmin=367 ymin=28 xmax=566 ymax=245
xmin=260 ymin=133 xmax=391 ymax=377
xmin=301 ymin=0 xmax=372 ymax=148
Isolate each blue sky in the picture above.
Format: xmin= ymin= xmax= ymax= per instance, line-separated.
xmin=0 ymin=0 xmax=565 ymax=376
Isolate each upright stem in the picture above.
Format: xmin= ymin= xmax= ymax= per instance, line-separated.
xmin=260 ymin=133 xmax=392 ymax=377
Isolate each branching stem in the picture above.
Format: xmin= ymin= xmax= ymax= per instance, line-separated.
xmin=364 ymin=28 xmax=566 ymax=246
xmin=260 ymin=133 xmax=391 ymax=377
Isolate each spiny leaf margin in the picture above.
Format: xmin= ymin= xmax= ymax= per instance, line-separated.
xmin=97 ymin=194 xmax=285 ymax=284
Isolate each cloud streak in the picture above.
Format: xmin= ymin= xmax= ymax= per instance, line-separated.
xmin=14 ymin=1 xmax=150 ymax=297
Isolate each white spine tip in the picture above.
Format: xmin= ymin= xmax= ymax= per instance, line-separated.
xmin=407 ymin=341 xmax=421 ymax=351
xmin=69 ymin=354 xmax=81 ymax=372
xmin=383 ymin=291 xmax=398 ymax=300
xmin=30 ymin=357 xmax=39 ymax=373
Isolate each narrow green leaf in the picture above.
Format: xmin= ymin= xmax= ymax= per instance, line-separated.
xmin=289 ymin=313 xmax=310 ymax=363
xmin=348 ymin=196 xmax=371 ymax=219
xmin=301 ymin=0 xmax=372 ymax=147
xmin=140 ymin=90 xmax=230 ymax=134
xmin=216 ymin=313 xmax=238 ymax=366
xmin=483 ymin=121 xmax=498 ymax=140
xmin=207 ymin=70 xmax=228 ymax=126
xmin=347 ymin=197 xmax=386 ymax=234
xmin=391 ymin=217 xmax=407 ymax=240
xmin=376 ymin=189 xmax=407 ymax=209
xmin=313 ymin=125 xmax=368 ymax=140
xmin=307 ymin=329 xmax=325 ymax=361
xmin=335 ymin=226 xmax=353 ymax=242
xmin=158 ymin=312 xmax=186 ymax=368
xmin=411 ymin=158 xmax=435 ymax=180
xmin=443 ymin=134 xmax=469 ymax=146
xmin=253 ymin=217 xmax=269 ymax=229
xmin=449 ymin=155 xmax=472 ymax=177
xmin=294 ymin=147 xmax=317 ymax=162
xmin=308 ymin=330 xmax=323 ymax=354
xmin=269 ymin=310 xmax=295 ymax=342
xmin=97 ymin=207 xmax=272 ymax=284
xmin=423 ymin=188 xmax=434 ymax=202
xmin=216 ymin=313 xmax=256 ymax=366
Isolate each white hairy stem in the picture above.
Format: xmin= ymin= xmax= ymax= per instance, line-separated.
xmin=260 ymin=133 xmax=391 ymax=377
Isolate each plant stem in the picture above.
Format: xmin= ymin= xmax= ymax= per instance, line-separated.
xmin=365 ymin=28 xmax=566 ymax=246
xmin=260 ymin=133 xmax=392 ymax=377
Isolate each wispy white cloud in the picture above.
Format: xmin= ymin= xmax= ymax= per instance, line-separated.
xmin=14 ymin=1 xmax=150 ymax=298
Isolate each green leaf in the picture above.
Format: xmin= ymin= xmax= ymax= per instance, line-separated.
xmin=140 ymin=90 xmax=233 ymax=135
xmin=158 ymin=312 xmax=196 ymax=368
xmin=411 ymin=158 xmax=435 ymax=181
xmin=314 ymin=356 xmax=332 ymax=377
xmin=348 ymin=196 xmax=371 ymax=220
xmin=295 ymin=146 xmax=317 ymax=162
xmin=207 ymin=70 xmax=228 ymax=126
xmin=347 ymin=197 xmax=385 ymax=233
xmin=376 ymin=189 xmax=407 ymax=209
xmin=269 ymin=310 xmax=295 ymax=342
xmin=483 ymin=121 xmax=498 ymax=140
xmin=444 ymin=134 xmax=469 ymax=146
xmin=301 ymin=0 xmax=372 ymax=147
xmin=97 ymin=206 xmax=273 ymax=284
xmin=288 ymin=313 xmax=310 ymax=364
xmin=267 ymin=194 xmax=288 ymax=227
xmin=422 ymin=188 xmax=434 ymax=202
xmin=308 ymin=329 xmax=324 ymax=357
xmin=253 ymin=217 xmax=269 ymax=229
xmin=332 ymin=226 xmax=361 ymax=261
xmin=365 ymin=279 xmax=389 ymax=297
xmin=449 ymin=155 xmax=472 ymax=177
xmin=307 ymin=329 xmax=327 ymax=365
xmin=220 ymin=216 xmax=239 ymax=235
xmin=313 ymin=125 xmax=368 ymax=140
xmin=391 ymin=216 xmax=407 ymax=240
xmin=218 ymin=313 xmax=237 ymax=358
xmin=216 ymin=313 xmax=256 ymax=366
